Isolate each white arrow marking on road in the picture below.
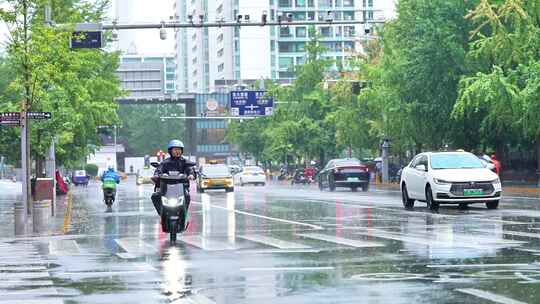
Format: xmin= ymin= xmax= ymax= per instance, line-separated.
xmin=456 ymin=288 xmax=528 ymax=304
xmin=297 ymin=233 xmax=384 ymax=248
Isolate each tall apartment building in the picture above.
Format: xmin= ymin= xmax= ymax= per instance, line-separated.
xmin=175 ymin=0 xmax=395 ymax=93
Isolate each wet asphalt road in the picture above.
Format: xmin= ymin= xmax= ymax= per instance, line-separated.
xmin=1 ymin=178 xmax=540 ymax=304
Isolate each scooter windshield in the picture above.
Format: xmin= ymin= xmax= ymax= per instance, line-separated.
xmin=165 ymin=183 xmax=184 ymax=199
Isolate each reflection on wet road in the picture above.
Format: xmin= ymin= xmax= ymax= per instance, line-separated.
xmin=1 ymin=177 xmax=540 ymax=303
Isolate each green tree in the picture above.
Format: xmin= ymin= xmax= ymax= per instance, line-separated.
xmin=0 ymin=0 xmax=122 ymax=171
xmin=452 ymin=0 xmax=540 ymax=163
xmin=118 ymin=104 xmax=186 ymax=156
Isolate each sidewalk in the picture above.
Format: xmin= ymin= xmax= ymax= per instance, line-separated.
xmin=0 ymin=190 xmax=73 ymax=239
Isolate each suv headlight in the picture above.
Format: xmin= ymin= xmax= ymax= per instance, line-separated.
xmin=434 ymin=178 xmax=452 ymax=185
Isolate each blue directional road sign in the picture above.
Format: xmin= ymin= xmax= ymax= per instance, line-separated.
xmin=230 ymin=90 xmax=274 ymax=116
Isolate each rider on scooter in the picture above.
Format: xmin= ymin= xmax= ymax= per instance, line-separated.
xmin=101 ymin=166 xmax=120 ymax=203
xmin=151 ymin=140 xmax=196 ymax=216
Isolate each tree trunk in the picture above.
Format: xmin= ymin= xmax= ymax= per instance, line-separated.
xmin=536 ymin=137 xmax=540 ymax=187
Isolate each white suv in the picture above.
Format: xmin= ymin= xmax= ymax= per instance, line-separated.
xmin=400 ymin=152 xmax=502 ymax=211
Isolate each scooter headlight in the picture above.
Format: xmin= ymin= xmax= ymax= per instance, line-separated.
xmin=162 ymin=196 xmax=183 ymax=208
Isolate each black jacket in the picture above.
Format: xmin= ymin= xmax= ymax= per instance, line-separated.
xmin=154 ymin=156 xmax=195 ymax=177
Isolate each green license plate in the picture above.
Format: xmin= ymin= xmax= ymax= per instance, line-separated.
xmin=463 ymin=189 xmax=483 ymax=196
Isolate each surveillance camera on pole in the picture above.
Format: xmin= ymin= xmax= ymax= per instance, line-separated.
xmin=244 ymin=15 xmax=250 ymax=23
xmin=261 ymin=10 xmax=267 ymax=25
xmin=159 ymin=22 xmax=167 ymax=40
xmin=236 ymin=14 xmax=242 ymax=23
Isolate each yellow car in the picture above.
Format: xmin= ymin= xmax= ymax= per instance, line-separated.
xmin=136 ymin=167 xmax=154 ymax=185
xmin=197 ymin=164 xmax=234 ymax=193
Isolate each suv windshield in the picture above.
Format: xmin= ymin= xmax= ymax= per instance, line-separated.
xmin=430 ymin=154 xmax=484 ymax=170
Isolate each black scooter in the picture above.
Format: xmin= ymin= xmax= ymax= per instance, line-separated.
xmin=151 ymin=162 xmax=195 ymax=244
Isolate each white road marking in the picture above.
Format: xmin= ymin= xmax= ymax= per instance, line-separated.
xmin=114 ymin=237 xmax=158 ymax=255
xmin=239 ymin=234 xmax=311 ymax=249
xmin=181 ymin=235 xmax=238 ymax=251
xmin=474 ymin=229 xmax=540 ymax=239
xmin=48 ymin=239 xmax=80 ymax=255
xmin=297 ymin=233 xmax=384 ymax=248
xmin=428 ymin=263 xmax=531 ymax=269
xmin=240 ymin=266 xmax=334 ymax=272
xmin=456 ymin=288 xmax=528 ymax=304
xmin=191 ymin=200 xmax=323 ymax=230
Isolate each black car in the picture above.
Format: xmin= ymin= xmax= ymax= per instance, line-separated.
xmin=318 ymin=158 xmax=370 ymax=192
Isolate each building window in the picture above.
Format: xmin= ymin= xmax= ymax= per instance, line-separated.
xmin=279 ymin=0 xmax=292 ymax=7
xmin=218 ymin=63 xmax=224 ymax=72
xmin=344 ymin=0 xmax=353 ymax=6
xmin=280 ymin=27 xmax=292 ymax=37
xmin=344 ymin=41 xmax=354 ymax=51
xmin=271 ymin=40 xmax=275 ymax=51
xmin=335 ymin=0 xmax=342 ymax=6
xmin=368 ymin=10 xmax=373 ymax=20
xmin=279 ymin=57 xmax=293 ymax=69
xmin=344 ymin=26 xmax=355 ymax=37
xmin=307 ymin=11 xmax=315 ymax=20
xmin=166 ymin=74 xmax=175 ymax=80
xmin=368 ymin=0 xmax=373 ymax=7
xmin=296 ymin=42 xmax=305 ymax=51
xmin=279 ymin=71 xmax=295 ymax=78
xmin=296 ymin=56 xmax=305 ymax=65
xmin=343 ymin=11 xmax=354 ymax=20
xmin=335 ymin=26 xmax=343 ymax=37
xmin=166 ymin=83 xmax=174 ymax=89
xmin=319 ymin=26 xmax=333 ymax=37
xmin=295 ymin=0 xmax=305 ymax=6
xmin=296 ymin=27 xmax=307 ymax=38
xmin=318 ymin=0 xmax=331 ymax=7
xmin=308 ymin=0 xmax=314 ymax=6
xmin=122 ymin=57 xmax=142 ymax=63
xmin=279 ymin=42 xmax=294 ymax=52
xmin=294 ymin=12 xmax=306 ymax=20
